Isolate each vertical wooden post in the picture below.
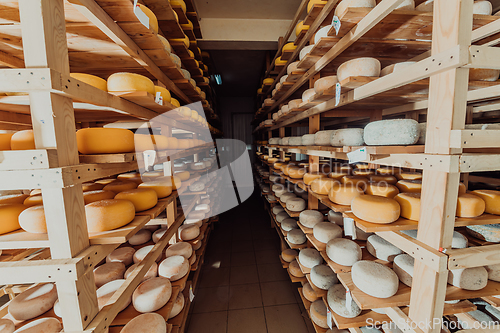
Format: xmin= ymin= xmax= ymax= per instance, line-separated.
xmin=308 ymin=115 xmax=320 ymax=210
xmin=279 ymin=127 xmax=286 ymax=161
xmin=409 ymin=1 xmax=473 ymax=332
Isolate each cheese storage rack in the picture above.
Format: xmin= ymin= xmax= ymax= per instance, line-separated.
xmin=254 ymin=0 xmax=500 ymax=332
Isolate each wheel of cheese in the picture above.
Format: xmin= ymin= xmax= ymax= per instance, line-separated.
xmin=299 ymin=210 xmax=324 ymax=228
xmin=395 ymin=172 xmax=422 ymax=181
xmin=288 ymin=61 xmax=303 ymax=75
xmin=380 ymin=62 xmax=415 ymax=77
xmin=70 ymin=73 xmax=107 ymax=91
xmin=302 ymin=134 xmax=316 ymax=146
xmin=23 ymin=194 xmax=43 ymax=207
xmin=396 ymin=179 xmax=422 ymax=193
xmin=184 ymin=219 xmax=203 ymax=228
xmin=268 ymin=138 xmax=280 ymax=145
xmin=448 ymin=267 xmax=488 ymax=290
xmin=328 ymin=170 xmax=350 ymax=181
xmin=280 ymin=192 xmax=297 ymax=203
xmin=108 ymin=72 xmax=155 ymax=94
xmin=280 ymin=74 xmax=290 ymax=84
xmin=314 ymin=130 xmax=335 ymax=145
xmin=393 ymin=254 xmax=414 ymax=287
xmin=310 ymin=264 xmax=337 ymax=290
xmin=272 ymin=206 xmax=285 ymax=214
xmin=337 ymin=57 xmax=381 ymax=83
xmin=288 ymin=167 xmax=307 ymax=179
xmin=335 ymin=0 xmax=376 ymax=16
xmin=169 ymin=292 xmax=185 ymax=319
xmin=329 ymin=184 xmax=364 ymax=205
xmin=473 ymin=0 xmax=493 ymax=15
xmin=331 ymin=129 xmax=364 ymax=146
xmin=287 ymin=229 xmax=306 ymax=244
xmin=314 ymin=24 xmax=333 ymax=44
xmin=128 ymin=229 xmax=152 ymax=246
xmin=352 ymin=169 xmax=374 ymax=177
xmin=299 ymin=248 xmax=322 ymax=268
xmin=0 ymin=204 xmax=25 ymax=235
xmin=456 ymin=193 xmax=485 ymax=218
xmin=132 ymin=277 xmax=172 ymax=313
xmin=367 ymin=235 xmax=403 ymax=262
xmin=485 ymin=264 xmax=500 ymax=282
xmin=326 ymin=238 xmax=361 ymax=267
xmin=85 ymin=199 xmax=135 ymax=233
xmin=103 ymin=180 xmax=138 ymax=194
xmin=341 ymin=175 xmax=368 ymax=188
xmin=138 ymin=181 xmax=173 ymax=198
xmin=364 ymin=119 xmax=420 ymax=146
xmin=314 ymin=76 xmax=338 ymax=95
xmin=158 ymin=255 xmax=189 ymax=281
xmin=276 ymin=211 xmax=290 ymax=222
xmin=394 ymin=192 xmax=420 ymax=221
xmin=310 ymin=178 xmax=339 ymax=195
xmin=178 ymin=224 xmax=200 ymax=241
xmin=174 ymin=171 xmax=190 ymax=181
xmin=121 ymin=313 xmax=167 ymax=333
xmin=367 ymin=175 xmax=398 ymax=185
xmin=281 ymin=218 xmax=299 ymax=231
xmin=9 ymin=283 xmax=58 ymax=320
xmin=10 ymin=130 xmax=35 ymax=150
xmin=328 ymin=210 xmax=343 ymax=225
xmin=313 ymin=222 xmax=342 ymax=243
xmin=327 ymin=284 xmax=362 ymax=318
xmin=275 ymin=56 xmax=287 ymax=66
xmin=107 ymin=247 xmax=135 ymax=266
xmin=308 ymin=0 xmax=327 ymax=12
xmin=81 ymin=190 xmax=115 ymax=205
xmin=302 ymin=88 xmax=316 ymax=102
xmin=299 ymin=45 xmax=314 ymax=61
xmin=14 ymin=318 xmax=62 ymax=333
xmin=470 ymin=68 xmax=500 ymax=82
xmin=165 ymin=242 xmax=193 ymax=259
xmin=471 ymin=190 xmax=500 ymax=215
xmin=0 ymin=194 xmax=29 ymax=205
xmin=351 ymin=261 xmax=399 ymax=298
xmin=115 ymin=188 xmax=158 ymax=212
xmin=289 ymin=137 xmax=303 ymax=146
xmin=352 ymin=195 xmax=400 ymax=224
xmin=0 ymin=319 xmax=14 ymax=333
xmin=76 ymin=128 xmax=135 ymax=154
xmin=288 ymin=99 xmax=303 ymax=110
xmin=0 ymin=132 xmax=13 ymax=150
xmin=189 ymin=181 xmax=205 ymax=192
xmin=282 ymin=249 xmax=298 ymax=262
xmin=376 ymin=167 xmax=397 ymax=175
xmin=289 ymin=260 xmax=304 ymax=277
xmin=303 ymin=282 xmax=319 ymax=302
xmin=310 ymin=300 xmax=329 ymax=329
xmin=125 ymin=262 xmax=158 ymax=281
xmin=133 ymin=245 xmax=157 ymax=264
xmin=303 ymin=173 xmax=326 ymax=185
xmin=19 ymin=205 xmax=47 ymax=233
xmin=365 ymin=183 xmax=399 ymax=199
xmin=94 ymin=262 xmax=126 ymax=288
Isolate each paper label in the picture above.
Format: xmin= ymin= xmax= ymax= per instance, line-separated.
xmin=327 ymin=309 xmax=333 ymax=329
xmin=189 ymin=285 xmax=195 ymax=301
xmin=347 ymin=147 xmax=367 ymax=164
xmin=335 ymin=83 xmax=341 ymax=106
xmin=133 ymin=0 xmax=150 ymax=29
xmin=155 ymin=91 xmax=163 ymax=105
xmin=332 ymin=16 xmax=341 ymax=35
xmin=143 ymin=149 xmax=157 ymax=171
xmin=346 ymin=289 xmax=353 ymax=309
xmin=344 ymin=217 xmax=354 ymax=237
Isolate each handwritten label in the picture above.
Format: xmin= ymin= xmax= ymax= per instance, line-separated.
xmin=332 ymin=16 xmax=341 ymax=35
xmin=346 ymin=289 xmax=353 ymax=309
xmin=189 ymin=285 xmax=195 ymax=301
xmin=347 ymin=147 xmax=367 ymax=164
xmin=344 ymin=217 xmax=354 ymax=237
xmin=143 ymin=149 xmax=157 ymax=171
xmin=155 ymin=91 xmax=163 ymax=105
xmin=133 ymin=0 xmax=150 ymax=29
xmin=327 ymin=309 xmax=333 ymax=329
xmin=335 ymin=83 xmax=341 ymax=106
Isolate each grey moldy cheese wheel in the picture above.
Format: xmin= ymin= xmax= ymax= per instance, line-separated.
xmin=13 ymin=318 xmax=62 ymax=333
xmin=168 ymin=292 xmax=185 ymax=319
xmin=9 ymin=283 xmax=58 ymax=320
xmin=313 ymin=222 xmax=342 ymax=244
xmin=326 ymin=238 xmax=362 ymax=267
xmin=269 ymin=138 xmax=280 ymax=145
xmin=366 ymin=234 xmax=403 ymax=262
xmin=327 ymin=284 xmax=362 ymax=318
xmin=276 ymin=211 xmax=290 ymax=223
xmin=0 ymin=319 xmax=14 ymax=333
xmin=393 ymin=254 xmax=414 ymax=287
xmin=485 ymin=264 xmax=500 ymax=282
xmin=97 ymin=279 xmax=131 ymax=311
xmin=287 ymin=198 xmax=306 ymax=212
xmin=448 ymin=267 xmax=488 ymax=290
xmin=274 ymin=187 xmax=287 ymax=198
xmin=310 ymin=264 xmax=337 ymax=290
xmin=132 ymin=277 xmax=172 ymax=313
xmin=289 ymin=259 xmax=304 ymax=277
xmin=466 ymin=224 xmax=500 ymax=243
xmin=178 ymin=224 xmax=200 ymax=241
xmin=282 ymin=249 xmax=298 ymax=262
xmin=289 ymin=137 xmax=303 ymax=146
xmin=165 ymin=242 xmax=193 ymax=259
xmin=303 ymin=282 xmax=319 ymax=302
xmin=281 ymin=218 xmax=299 ymax=231
xmin=281 ymin=137 xmax=291 ymax=145
xmin=351 ymin=261 xmax=399 ymax=298
xmin=125 ymin=262 xmax=158 ymax=281
xmin=299 ymin=210 xmax=324 ymax=228
xmin=310 ymin=299 xmax=329 ymax=329
xmin=328 ymin=210 xmax=343 ymax=225
xmin=287 ymin=229 xmax=306 ymax=245
xmin=189 ymin=181 xmax=205 ymax=192
xmin=363 ymin=119 xmax=420 ymax=146
xmin=121 ymin=313 xmax=167 ymax=333
xmin=331 ymin=128 xmax=364 ymax=147
xmin=302 ymin=134 xmax=316 ymax=146
xmin=298 ymin=248 xmax=322 ymax=268
xmin=314 ymin=130 xmax=335 ymax=146
xmin=107 ymin=247 xmax=135 ymax=266
xmin=272 ymin=206 xmax=285 ymax=214
xmin=401 ymin=229 xmax=468 ymax=249
xmin=94 ymin=262 xmax=126 ymax=288
xmin=159 ymin=255 xmax=189 ymax=281
xmin=129 ymin=229 xmax=152 ymax=245
xmin=280 ymin=192 xmax=297 ymax=203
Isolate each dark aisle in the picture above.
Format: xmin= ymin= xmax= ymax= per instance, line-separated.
xmin=186 ymin=192 xmax=315 ymax=333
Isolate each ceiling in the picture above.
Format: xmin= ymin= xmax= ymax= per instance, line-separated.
xmin=193 ymin=0 xmax=302 ymax=20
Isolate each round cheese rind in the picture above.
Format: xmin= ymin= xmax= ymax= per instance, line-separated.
xmin=103 ymin=180 xmax=138 ymax=194
xmin=314 ymin=130 xmax=335 ymax=146
xmin=152 ymin=228 xmax=168 ymax=243
xmin=120 ymin=313 xmax=167 ymax=333
xmin=287 ymin=197 xmax=306 ymax=212
xmin=457 ymin=193 xmax=485 ymax=218
xmin=303 ymin=282 xmax=319 ymax=302
xmin=281 ymin=218 xmax=299 ymax=231
xmin=302 ymin=88 xmax=316 ymax=103
xmin=396 ymin=179 xmax=422 ymax=193
xmin=331 ymin=128 xmax=364 ymax=146
xmin=302 ymin=134 xmax=316 ymax=145
xmin=395 ymin=172 xmax=422 ymax=181
xmin=132 ymin=277 xmax=172 ymax=313
xmin=280 ymin=192 xmax=297 ymax=203
xmin=289 ymin=260 xmax=304 ymax=277
xmin=329 ymin=184 xmax=364 ymax=205
xmin=393 ymin=254 xmax=414 ymax=287
xmin=365 ymin=183 xmax=399 ymax=198
xmin=367 ymin=235 xmax=403 ymax=262
xmin=0 ymin=133 xmax=13 ymax=151
xmin=0 ymin=204 xmax=25 ymax=235
xmin=327 ymin=284 xmax=362 ymax=318
xmin=85 ymin=199 xmax=136 ymax=233
xmin=328 ymin=210 xmax=343 ymax=225
xmin=380 ymin=61 xmax=415 ymax=77
xmin=310 ymin=264 xmax=337 ymax=290
xmin=364 ymin=119 xmax=420 ymax=146
xmin=299 ymin=45 xmax=315 ymax=61
xmin=19 ymin=205 xmax=47 ymax=233
xmin=314 ymin=24 xmax=333 ymax=43
xmin=313 ymin=222 xmax=343 ymax=243
xmin=83 ymin=190 xmax=116 ymax=204
xmin=76 ymin=128 xmax=135 ymax=154
xmin=448 ymin=267 xmax=488 ymax=290
xmin=125 ymin=262 xmax=158 ymax=281
xmin=107 ymin=247 xmax=135 ymax=266
xmin=473 ymin=0 xmax=493 ymax=15
xmin=8 ymin=283 xmax=58 ymax=320
xmin=288 ymin=167 xmax=307 ymax=179
xmin=178 ymin=224 xmax=200 ymax=241
xmin=337 ymin=57 xmax=381 ymax=82
xmin=470 ymin=190 xmax=500 ymax=215
xmin=298 ymin=248 xmax=323 ymax=268
xmin=13 ymin=318 xmax=62 ymax=333
xmin=394 ymin=192 xmax=421 ymax=221
xmin=94 ymin=262 xmax=126 ymax=288
xmin=299 ymin=210 xmax=324 ymax=228
xmin=485 ymin=264 xmax=500 ymax=282
xmin=165 ymin=242 xmax=193 ymax=259
xmin=311 ymin=178 xmax=338 ymax=195
xmin=158 ymin=255 xmax=190 ymax=281
xmin=71 ymin=73 xmax=107 ymax=91
xmin=287 ymin=229 xmax=306 ymax=245
xmin=168 ymin=292 xmax=185 ymax=319
xmin=314 ymin=76 xmax=338 ymax=94
xmin=326 ymin=238 xmax=362 ymax=266
xmin=108 ymin=72 xmax=155 ymax=94
xmin=282 ymin=249 xmax=298 ymax=262
xmin=351 ymin=261 xmax=399 ymax=298
xmin=138 ymin=181 xmax=173 ymax=198
xmin=0 ymin=319 xmax=14 ymax=333
xmin=352 ymin=195 xmax=400 ymax=224
xmin=276 ymin=211 xmax=290 ymax=222
xmin=289 ymin=137 xmax=303 ymax=146
xmin=133 ymin=245 xmax=156 ymax=264
xmin=0 ymin=194 xmax=29 ymax=205
xmin=10 ymin=130 xmax=35 ymax=150
xmin=310 ymin=300 xmax=329 ymax=329
xmin=272 ymin=206 xmax=285 ymax=214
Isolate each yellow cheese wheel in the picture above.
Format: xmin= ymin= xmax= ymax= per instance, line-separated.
xmin=328 ymin=184 xmax=364 ymax=205
xmin=167 ymin=137 xmax=179 ymax=149
xmin=394 ymin=192 xmax=420 ymax=221
xmin=355 ymin=163 xmax=371 ymax=170
xmin=328 ymin=171 xmax=350 ymax=180
xmin=295 ymin=20 xmax=310 ymax=37
xmin=351 ymin=195 xmax=400 ymax=224
xmin=353 ymin=169 xmax=375 ymax=176
xmin=70 ymin=73 xmax=107 ymax=91
xmin=103 ymin=180 xmax=138 ymax=194
xmin=181 ymin=20 xmax=193 ymax=30
xmin=30 ymin=189 xmax=42 ymax=196
xmin=396 ymin=180 xmax=422 ymax=193
xmin=283 ymin=42 xmax=297 ymax=52
xmin=95 ymin=178 xmax=118 ymax=185
xmin=174 ymin=170 xmax=190 ymax=181
xmin=137 ymin=4 xmax=158 ymax=33
xmin=117 ymin=173 xmax=143 ymax=185
xmin=341 ymin=175 xmax=369 ymax=187
xmin=134 ymin=134 xmax=155 ymax=152
xmin=307 ymin=0 xmax=328 ymax=12
xmin=24 ymin=195 xmax=43 ymax=207
xmin=367 ymin=175 xmax=398 ymax=185
xmin=275 ymin=57 xmax=287 ymax=66
xmin=0 ymin=133 xmax=13 ymax=150
xmin=82 ymin=183 xmax=105 ymax=192
xmin=115 ymin=189 xmax=158 ymax=212
xmin=171 ymin=98 xmax=180 ymax=108
xmin=85 ymin=199 xmax=136 ymax=233
xmin=167 ymin=176 xmax=182 ymax=190
xmin=77 ymin=128 xmax=135 ymax=154
xmin=142 ymin=171 xmax=164 ymax=180
xmin=178 ymin=139 xmax=190 ymax=149
xmin=11 ymin=130 xmax=35 ymax=150
xmin=171 ymin=34 xmax=189 ymax=48
xmin=0 ymin=204 xmax=25 ymax=235
xmin=83 ymin=190 xmax=116 ymax=205
xmin=157 ymin=35 xmax=171 ymax=53
xmin=456 ymin=193 xmax=485 ymax=218
xmin=396 ymin=171 xmax=422 ymax=180
xmin=377 ymin=167 xmax=398 ymax=175
xmin=303 ymin=172 xmax=327 ymax=185
xmin=19 ymin=205 xmax=47 ymax=233
xmin=154 ymin=86 xmax=172 ymax=104
xmin=138 ymin=180 xmax=173 ymax=198
xmin=288 ymin=167 xmax=307 ymax=179
xmin=365 ymin=183 xmax=399 ymax=198
xmin=107 ymin=72 xmax=155 ymax=95
xmin=0 ymin=194 xmax=29 ymax=205
xmin=274 ymin=162 xmax=286 ymax=169
xmin=458 ymin=182 xmax=466 ymax=194
xmin=263 ymin=78 xmax=274 ymax=85
xmin=310 ymin=178 xmax=339 ymax=195
xmin=191 ymin=110 xmax=198 ymax=119
xmin=471 ymin=190 xmax=500 ymax=215
xmin=268 ymin=157 xmax=278 ymax=164
xmin=170 ymin=0 xmax=187 ymax=13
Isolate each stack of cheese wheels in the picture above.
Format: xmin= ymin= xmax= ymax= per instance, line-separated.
xmin=121 ymin=313 xmax=167 ymax=333
xmin=351 ymin=195 xmax=400 ymax=224
xmin=85 ymin=199 xmax=136 ymax=233
xmin=10 ymin=130 xmax=36 ymax=150
xmin=159 ymin=255 xmax=189 ymax=281
xmin=364 ymin=119 xmax=420 ymax=146
xmin=94 ymin=262 xmax=126 ymax=287
xmin=366 ymin=235 xmax=403 ymax=262
xmin=0 ymin=204 xmax=26 ymax=235
xmin=351 ymin=261 xmax=399 ymax=298
xmin=395 ymin=192 xmax=420 ymax=220
xmin=115 ymin=188 xmax=158 ymax=212
xmin=326 ymin=238 xmax=362 ymax=266
xmin=337 ymin=57 xmax=381 ymax=83
xmin=132 ymin=277 xmax=172 ymax=313
xmin=107 ymin=247 xmax=135 ymax=266
xmin=328 ymin=183 xmax=364 ymax=205
xmin=8 ymin=283 xmax=58 ymax=320
xmin=76 ymin=128 xmax=135 ymax=154
xmin=310 ymin=178 xmax=338 ymax=195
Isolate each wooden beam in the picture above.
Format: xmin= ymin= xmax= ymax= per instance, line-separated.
xmin=0 ymin=50 xmax=24 ymax=68
xmin=448 ymin=244 xmax=500 ymax=270
xmin=0 ymin=110 xmax=31 ymax=125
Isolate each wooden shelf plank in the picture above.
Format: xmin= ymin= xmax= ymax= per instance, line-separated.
xmin=321 ymin=250 xmax=389 ymax=274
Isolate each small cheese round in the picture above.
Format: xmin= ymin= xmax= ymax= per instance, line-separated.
xmin=299 ymin=248 xmax=322 ymax=268
xmin=103 ymin=180 xmax=138 ymax=194
xmin=337 ymin=57 xmax=381 ymax=82
xmin=133 ymin=277 xmax=172 ymax=313
xmin=0 ymin=319 xmax=14 ymax=333
xmin=0 ymin=133 xmax=13 ymax=150
xmin=85 ymin=199 xmax=136 ymax=233
xmin=470 ymin=190 xmax=500 ymax=215
xmin=303 ymin=282 xmax=319 ymax=302
xmin=314 ymin=130 xmax=335 ymax=146
xmin=272 ymin=206 xmax=285 ymax=214
xmin=329 ymin=184 xmax=364 ymax=205
xmin=485 ymin=264 xmax=500 ymax=282
xmin=299 ymin=210 xmax=324 ymax=228
xmin=310 ymin=300 xmax=329 ymax=329
xmin=128 ymin=229 xmax=152 ymax=246
xmin=396 ymin=179 xmax=422 ymax=193
xmin=120 ymin=313 xmax=167 ymax=333
xmin=94 ymin=262 xmax=126 ymax=288
xmin=341 ymin=175 xmax=368 ymax=188
xmin=165 ymin=242 xmax=193 ymax=259
xmin=302 ymin=134 xmax=316 ymax=145
xmin=331 ymin=129 xmax=364 ymax=146
xmin=288 ymin=61 xmax=303 ymax=74
xmin=367 ymin=175 xmax=398 ymax=185
xmin=125 ymin=262 xmax=158 ymax=281
xmin=13 ymin=318 xmax=62 ymax=333
xmin=396 ymin=172 xmax=422 ymax=181
xmin=281 ymin=192 xmax=297 ymax=203
xmin=19 ymin=205 xmax=47 ymax=233
xmin=299 ymin=45 xmax=314 ymax=61
xmin=178 ymin=224 xmax=200 ymax=241
xmin=314 ymin=76 xmax=338 ymax=94
xmin=0 ymin=204 xmax=25 ymax=235
xmin=393 ymin=254 xmax=414 ymax=287
xmin=470 ymin=68 xmax=500 ymax=81
xmin=289 ymin=137 xmax=303 ymax=146
xmin=351 ymin=261 xmax=399 ymax=298
xmin=158 ymin=255 xmax=190 ymax=281
xmin=381 ymin=62 xmax=416 ymax=77
xmin=313 ymin=222 xmax=343 ymax=243
xmin=107 ymin=247 xmax=135 ymax=266
xmin=288 ymin=167 xmax=307 ymax=179
xmin=352 ymin=195 xmax=400 ymax=223
xmin=327 ymin=284 xmax=362 ymax=318
xmin=365 ymin=183 xmax=399 ymax=198
xmin=302 ymin=88 xmax=316 ymax=102
xmin=394 ymin=192 xmax=420 ymax=221
xmin=457 ymin=193 xmax=485 ymax=217
xmin=23 ymin=194 xmax=43 ymax=207
xmin=282 ymin=218 xmax=299 ymax=231
xmin=310 ymin=178 xmax=339 ymax=195
xmin=8 ymin=283 xmax=58 ymax=320
xmin=448 ymin=267 xmax=488 ymax=290
xmin=367 ymin=235 xmax=403 ymax=262
xmin=138 ymin=181 xmax=173 ymax=198
xmin=289 ymin=260 xmax=304 ymax=277
xmin=287 ymin=229 xmax=306 ymax=244
xmin=310 ymin=264 xmax=337 ymax=290
xmin=108 ymin=72 xmax=155 ymax=94
xmin=0 ymin=194 xmax=28 ymax=205
xmin=287 ymin=197 xmax=306 ymax=212
xmin=76 ymin=128 xmax=135 ymax=154
xmin=168 ymin=292 xmax=185 ymax=319
xmin=133 ymin=245 xmax=156 ymax=264
xmin=326 ymin=238 xmax=362 ymax=266
xmin=10 ymin=130 xmax=35 ymax=150
xmin=276 ymin=211 xmax=290 ymax=223
xmin=83 ymin=190 xmax=115 ymax=205
xmin=282 ymin=249 xmax=298 ymax=262
xmin=364 ymin=119 xmax=420 ymax=146
xmin=288 ymin=99 xmax=303 ymax=110
xmin=328 ymin=210 xmax=343 ymax=225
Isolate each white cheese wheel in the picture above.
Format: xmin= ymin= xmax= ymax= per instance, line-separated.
xmin=288 ymin=99 xmax=303 ymax=110
xmin=299 ymin=210 xmax=324 ymax=228
xmin=303 ymin=282 xmax=319 ymax=302
xmin=327 ymin=284 xmax=362 ymax=318
xmin=121 ymin=313 xmax=167 ymax=333
xmin=326 ymin=238 xmax=362 ymax=266
xmin=337 ymin=57 xmax=381 ymax=83
xmin=125 ymin=262 xmax=158 ymax=281
xmin=282 ymin=249 xmax=298 ymax=262
xmin=310 ymin=300 xmax=329 ymax=329
xmin=281 ymin=137 xmax=291 ymax=145
xmin=448 ymin=267 xmax=488 ymax=290
xmin=272 ymin=206 xmax=285 ymax=214
xmin=485 ymin=264 xmax=500 ymax=282
xmin=9 ymin=283 xmax=58 ymax=320
xmin=328 ymin=210 xmax=343 ymax=225
xmin=178 ymin=224 xmax=200 ymax=241
xmin=299 ymin=248 xmax=323 ymax=268
xmin=314 ymin=25 xmax=333 ymax=44
xmin=364 ymin=119 xmax=420 ymax=146
xmin=313 ymin=222 xmax=343 ymax=243
xmin=269 ymin=138 xmax=280 ymax=145
xmin=302 ymin=88 xmax=316 ymax=102
xmin=474 ymin=0 xmax=492 ymax=15
xmin=302 ymin=134 xmax=316 ymax=145
xmin=299 ymin=45 xmax=315 ymax=61
xmin=168 ymin=292 xmax=185 ymax=319
xmin=165 ymin=242 xmax=193 ymax=259
xmin=272 ymin=113 xmax=279 ymax=121
xmin=0 ymin=319 xmax=14 ymax=333
xmin=287 ymin=61 xmax=303 ymax=75
xmin=331 ymin=128 xmax=364 ymax=146
xmin=314 ymin=130 xmax=335 ymax=145
xmin=335 ymin=0 xmax=376 ymax=17
xmin=129 ymin=229 xmax=152 ymax=246
xmin=97 ymin=279 xmax=131 ymax=311
xmin=132 ymin=277 xmax=172 ymax=313
xmin=380 ymin=62 xmax=415 ymax=77
xmin=393 ymin=254 xmax=414 ymax=287
xmin=281 ymin=218 xmax=299 ymax=231
xmin=159 ymin=255 xmax=190 ymax=281
xmin=281 ymin=105 xmax=290 ymax=114
xmin=366 ymin=235 xmax=403 ymax=262
xmin=184 ymin=219 xmax=203 ymax=228
xmin=280 ymin=192 xmax=297 ymax=203
xmin=280 ymin=75 xmax=289 ymax=84
xmin=352 ymin=261 xmax=399 ymax=298
xmin=187 ymin=211 xmax=205 ymax=220
xmin=94 ymin=262 xmax=126 ymax=288
xmin=192 ymin=239 xmax=203 ymax=251
xmin=310 ymin=264 xmax=337 ymax=290
xmin=469 ymin=68 xmax=500 ymax=81
xmin=276 ymin=211 xmax=290 ymax=222
xmin=314 ymin=76 xmax=338 ymax=94
xmin=287 ymin=197 xmax=306 ymax=212
xmin=152 ymin=228 xmax=168 ymax=243
xmin=13 ymin=318 xmax=61 ymax=333
xmin=287 ymin=229 xmax=307 ymax=244
xmin=289 ymin=137 xmax=303 ymax=146
xmin=107 ymin=247 xmax=135 ymax=266
xmin=289 ymin=260 xmax=304 ymax=277
xmin=133 ymin=245 xmax=157 ymax=264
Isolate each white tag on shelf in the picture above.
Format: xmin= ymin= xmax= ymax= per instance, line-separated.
xmin=347 ymin=147 xmax=367 ymax=164
xmin=332 ymin=16 xmax=341 ymax=35
xmin=143 ymin=149 xmax=157 ymax=171
xmin=155 ymin=91 xmax=163 ymax=105
xmin=335 ymin=83 xmax=341 ymax=106
xmin=327 ymin=309 xmax=333 ymax=329
xmin=189 ymin=285 xmax=195 ymax=301
xmin=344 ymin=217 xmax=354 ymax=237
xmin=133 ymin=0 xmax=150 ymax=29
xmin=346 ymin=289 xmax=353 ymax=309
